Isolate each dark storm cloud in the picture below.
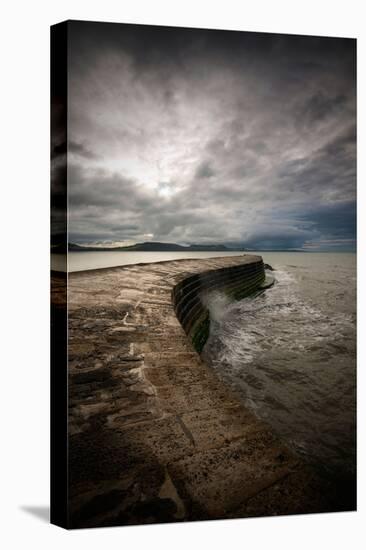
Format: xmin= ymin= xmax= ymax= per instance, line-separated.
xmin=298 ymin=201 xmax=356 ymax=239
xmin=195 ymin=161 xmax=216 ymax=179
xmin=299 ymin=92 xmax=348 ymax=126
xmin=66 ymin=21 xmax=356 ymax=249
xmin=68 ymin=140 xmax=98 ymax=159
xmin=277 ymin=125 xmax=356 ymax=198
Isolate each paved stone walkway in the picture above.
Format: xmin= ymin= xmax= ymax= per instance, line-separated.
xmin=66 ymin=256 xmax=334 ymax=528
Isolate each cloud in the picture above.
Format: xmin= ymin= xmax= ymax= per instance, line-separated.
xmin=195 ymin=161 xmax=216 ymax=179
xmin=299 ymin=92 xmax=348 ymax=127
xmin=68 ymin=140 xmax=98 ymax=159
xmin=64 ymin=22 xmax=356 ymax=250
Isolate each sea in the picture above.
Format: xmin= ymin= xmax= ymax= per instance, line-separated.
xmin=202 ymin=251 xmax=356 ymax=486
xmin=58 ymin=250 xmax=356 ymax=486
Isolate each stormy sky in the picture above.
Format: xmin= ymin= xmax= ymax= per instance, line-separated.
xmin=65 ymin=21 xmax=356 ymax=250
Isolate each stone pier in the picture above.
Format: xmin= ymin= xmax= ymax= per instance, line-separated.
xmin=61 ymin=255 xmax=333 ymax=528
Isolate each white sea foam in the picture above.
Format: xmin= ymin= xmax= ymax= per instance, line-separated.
xmin=203 ymin=254 xmax=356 ymax=476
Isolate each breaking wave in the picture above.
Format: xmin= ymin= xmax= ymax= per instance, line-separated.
xmin=203 ymin=254 xmax=356 ymax=479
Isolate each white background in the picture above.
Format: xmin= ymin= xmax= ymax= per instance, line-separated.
xmin=0 ymin=0 xmax=364 ymax=548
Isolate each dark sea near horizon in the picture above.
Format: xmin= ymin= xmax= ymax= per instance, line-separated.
xmin=58 ymin=250 xmax=356 ymax=492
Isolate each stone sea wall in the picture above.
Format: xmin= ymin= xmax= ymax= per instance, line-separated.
xmin=62 ymin=256 xmax=333 ymax=529
xmin=173 ymin=259 xmax=265 ymax=351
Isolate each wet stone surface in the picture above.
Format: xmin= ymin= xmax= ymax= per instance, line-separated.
xmin=63 ymin=256 xmax=334 ymax=528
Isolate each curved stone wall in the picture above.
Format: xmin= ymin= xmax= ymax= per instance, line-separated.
xmin=172 ymin=257 xmax=265 ymax=352
xmin=66 ymin=256 xmax=329 ymax=528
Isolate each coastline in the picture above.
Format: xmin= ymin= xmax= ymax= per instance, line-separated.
xmin=61 ymin=255 xmax=342 ymax=527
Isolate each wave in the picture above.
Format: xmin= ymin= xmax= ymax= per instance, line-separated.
xmin=203 ymin=262 xmax=356 ymax=476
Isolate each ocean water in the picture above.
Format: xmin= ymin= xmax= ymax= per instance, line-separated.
xmin=202 ymin=252 xmax=356 ymax=481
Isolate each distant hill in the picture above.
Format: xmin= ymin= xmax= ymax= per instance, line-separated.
xmin=65 ymin=241 xmax=246 ymax=252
